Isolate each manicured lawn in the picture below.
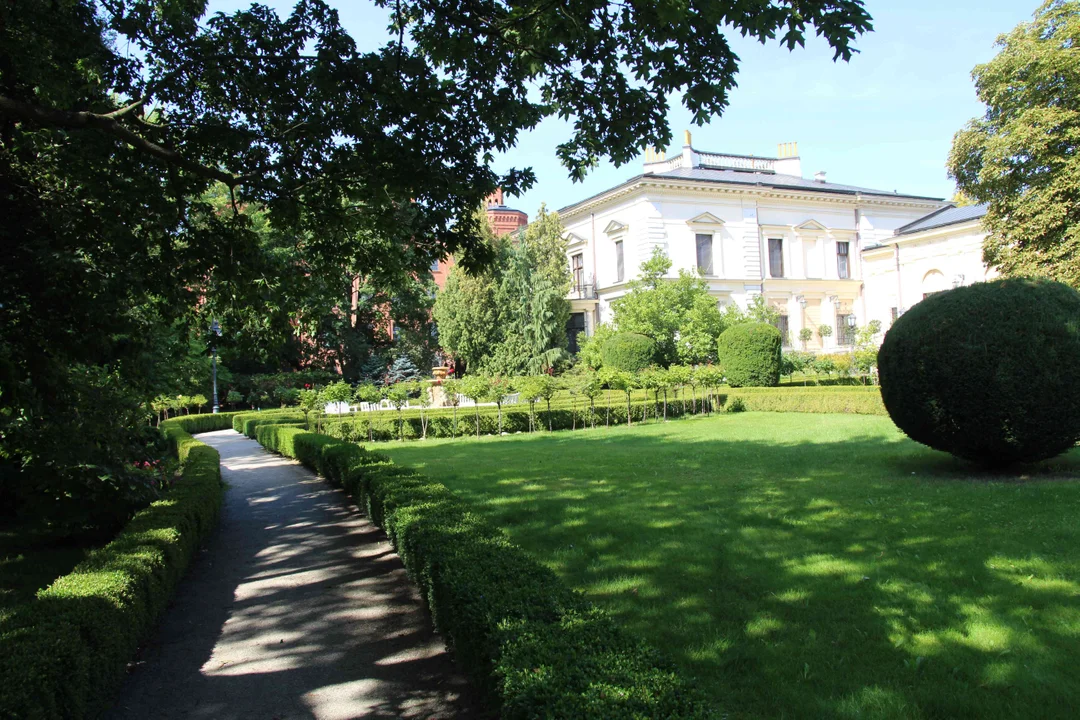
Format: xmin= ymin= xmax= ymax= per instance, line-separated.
xmin=373 ymin=413 xmax=1080 ymax=719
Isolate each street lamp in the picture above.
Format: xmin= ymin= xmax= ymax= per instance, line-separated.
xmin=210 ymin=319 xmax=222 ymax=414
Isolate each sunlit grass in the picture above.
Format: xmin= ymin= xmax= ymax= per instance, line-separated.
xmin=372 ymin=413 xmax=1080 ymax=719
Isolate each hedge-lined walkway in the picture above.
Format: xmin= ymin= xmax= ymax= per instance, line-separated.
xmin=107 ymin=430 xmax=473 ymax=720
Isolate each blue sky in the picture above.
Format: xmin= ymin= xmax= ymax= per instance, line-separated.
xmin=208 ymin=0 xmax=1034 ymax=215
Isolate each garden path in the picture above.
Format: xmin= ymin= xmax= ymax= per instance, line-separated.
xmin=106 ymin=429 xmax=473 ymax=720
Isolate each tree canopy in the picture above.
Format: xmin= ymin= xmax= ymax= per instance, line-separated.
xmin=434 ymin=207 xmax=571 ymax=375
xmin=0 ymin=0 xmax=873 ymax=524
xmin=948 ymin=0 xmax=1080 ymax=288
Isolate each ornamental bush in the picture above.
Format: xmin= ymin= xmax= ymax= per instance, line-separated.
xmin=878 ymin=278 xmax=1080 ymax=466
xmin=600 ymin=333 xmax=656 ymax=372
xmin=716 ymin=322 xmax=782 ymax=387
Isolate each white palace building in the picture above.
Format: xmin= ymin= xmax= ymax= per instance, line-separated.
xmin=560 ymin=132 xmax=992 ymax=352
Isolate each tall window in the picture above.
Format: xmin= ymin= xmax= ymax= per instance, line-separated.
xmin=837 ymin=241 xmax=850 ymax=279
xmin=695 ymin=233 xmax=714 ymax=276
xmin=836 ymin=314 xmax=855 ymax=345
xmin=776 ymin=314 xmax=790 ymax=347
xmin=615 ymin=240 xmax=625 ymax=283
xmin=768 ymin=238 xmax=784 ymax=278
xmin=890 ymin=307 xmax=899 ymax=323
xmin=571 ymin=253 xmax=585 ymax=291
xmin=430 ymin=258 xmax=441 ymax=273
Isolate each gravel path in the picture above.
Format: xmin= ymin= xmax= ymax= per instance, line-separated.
xmin=107 ymin=429 xmax=473 ymax=720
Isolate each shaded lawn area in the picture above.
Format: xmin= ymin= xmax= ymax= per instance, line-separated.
xmin=372 ymin=413 xmax=1080 ymax=719
xmin=0 ymin=524 xmax=90 ymax=616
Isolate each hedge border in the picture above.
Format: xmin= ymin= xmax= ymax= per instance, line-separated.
xmin=318 ymin=388 xmax=886 ymax=443
xmin=0 ymin=412 xmax=235 ymax=720
xmin=254 ymin=425 xmax=712 ymax=718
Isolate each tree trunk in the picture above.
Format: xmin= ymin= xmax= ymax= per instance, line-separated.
xmin=626 ymin=392 xmax=632 ymax=426
xmin=663 ymin=389 xmax=668 ymax=420
xmin=546 ymin=399 xmax=553 ymax=432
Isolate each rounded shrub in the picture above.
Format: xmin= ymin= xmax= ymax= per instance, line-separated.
xmin=717 ymin=322 xmax=782 ymax=387
xmin=878 ymin=278 xmax=1080 ymax=466
xmin=601 ymin=333 xmax=656 ymax=372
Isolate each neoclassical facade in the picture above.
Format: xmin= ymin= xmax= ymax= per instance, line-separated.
xmin=560 ymin=133 xmax=989 ymax=351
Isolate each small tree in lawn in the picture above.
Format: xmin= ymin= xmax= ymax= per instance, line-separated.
xmin=192 ymin=394 xmax=208 ymax=414
xmin=176 ymin=395 xmax=191 ymax=415
xmin=607 ymin=370 xmax=635 ymax=425
xmin=799 ymin=327 xmax=813 ymax=350
xmin=460 ymin=375 xmax=489 ymax=438
xmin=516 ymin=375 xmax=543 ymax=432
xmin=578 ymin=371 xmax=603 ymax=429
xmin=386 ymin=382 xmax=410 ymax=441
xmin=487 ymin=375 xmax=514 ymax=434
xmin=533 ymin=374 xmax=558 ymax=431
xmin=412 ymin=380 xmax=433 ymax=439
xmin=852 ymin=321 xmax=882 ymax=384
xmin=655 ymin=368 xmax=673 ymax=420
xmin=355 ymin=383 xmax=382 ymax=442
xmin=639 ymin=368 xmax=661 ymax=423
xmin=598 ymin=367 xmax=618 ymax=427
xmin=694 ymin=365 xmax=724 ymax=413
xmin=817 ymin=324 xmax=833 ymax=347
xmin=441 ymin=378 xmax=462 ymax=438
xmin=667 ymin=365 xmax=691 ymax=415
xmin=298 ymin=388 xmax=320 ymax=430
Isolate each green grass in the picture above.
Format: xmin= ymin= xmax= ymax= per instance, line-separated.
xmin=372 ymin=413 xmax=1080 ymax=719
xmin=0 ymin=525 xmax=94 ymax=615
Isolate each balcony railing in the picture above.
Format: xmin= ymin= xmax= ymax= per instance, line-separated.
xmin=570 ymin=283 xmax=598 ymax=300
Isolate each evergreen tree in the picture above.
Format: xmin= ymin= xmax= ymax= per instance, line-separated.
xmin=386 ymin=355 xmax=423 ymax=384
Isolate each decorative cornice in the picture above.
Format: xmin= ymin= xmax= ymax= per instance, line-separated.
xmin=561 ymin=176 xmax=945 ymax=222
xmin=861 ymin=218 xmax=985 ymax=255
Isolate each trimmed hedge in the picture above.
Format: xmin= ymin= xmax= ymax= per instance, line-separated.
xmin=230 ymin=408 xmax=307 ymax=435
xmin=0 ymin=414 xmax=229 ymax=719
xmin=255 ymin=426 xmax=710 ymax=718
xmin=717 ymin=323 xmax=782 ymax=387
xmin=879 ymin=278 xmax=1080 ymax=465
xmin=601 ymin=333 xmax=657 ymax=372
xmin=719 ymin=389 xmax=885 ymax=415
xmin=239 ymin=412 xmax=306 ymax=439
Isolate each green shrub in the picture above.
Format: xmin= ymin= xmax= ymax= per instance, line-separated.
xmin=240 ymin=412 xmax=306 ymax=438
xmin=601 ymin=333 xmax=656 ymax=372
xmin=717 ymin=322 xmax=782 ymax=387
xmin=878 ymin=278 xmax=1080 ymax=466
xmin=727 ymin=397 xmax=746 ymax=413
xmin=0 ymin=418 xmax=224 ymax=719
xmin=719 ymin=389 xmax=885 ymax=415
xmin=255 ymin=430 xmax=708 ymax=717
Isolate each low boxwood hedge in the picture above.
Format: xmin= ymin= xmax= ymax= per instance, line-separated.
xmin=718 ymin=389 xmax=885 ymax=415
xmin=0 ymin=414 xmax=231 ymax=719
xmin=255 ymin=425 xmax=711 ymax=718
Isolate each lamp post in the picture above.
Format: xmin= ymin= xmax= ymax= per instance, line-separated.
xmin=211 ymin=319 xmax=222 ymax=414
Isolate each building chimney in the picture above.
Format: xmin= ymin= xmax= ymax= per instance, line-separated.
xmin=774 ymin=141 xmax=801 ymax=177
xmin=814 ymin=171 xmax=827 ymax=183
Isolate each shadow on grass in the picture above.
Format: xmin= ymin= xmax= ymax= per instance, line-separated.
xmin=379 ymin=414 xmax=1080 ymax=720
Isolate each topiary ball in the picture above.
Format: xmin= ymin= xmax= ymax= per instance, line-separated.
xmin=878 ymin=278 xmax=1080 ymax=466
xmin=717 ymin=322 xmax=782 ymax=388
xmin=601 ymin=333 xmax=656 ymax=372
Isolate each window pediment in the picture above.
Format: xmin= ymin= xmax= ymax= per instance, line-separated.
xmin=795 ymin=219 xmax=829 ymax=232
xmin=686 ymin=212 xmax=725 ymax=227
xmin=565 ymin=232 xmax=588 ymax=248
xmin=604 ymin=220 xmax=628 ymax=235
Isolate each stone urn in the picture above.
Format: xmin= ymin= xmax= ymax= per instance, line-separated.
xmin=432 ymin=366 xmax=449 ymax=382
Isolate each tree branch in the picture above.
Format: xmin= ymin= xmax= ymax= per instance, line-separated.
xmin=0 ymin=94 xmax=247 ymax=187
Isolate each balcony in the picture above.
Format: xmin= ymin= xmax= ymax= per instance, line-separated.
xmin=569 ymin=283 xmax=598 ymax=300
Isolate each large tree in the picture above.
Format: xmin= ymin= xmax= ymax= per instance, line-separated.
xmin=434 ymin=206 xmax=571 ymax=375
xmin=610 ymin=248 xmax=742 ymax=366
xmin=948 ymin=0 xmax=1080 ymax=288
xmin=1 ymin=0 xmax=872 ymax=519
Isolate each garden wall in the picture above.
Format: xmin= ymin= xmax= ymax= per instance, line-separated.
xmin=0 ymin=412 xmax=235 ymax=719
xmin=252 ymin=423 xmax=710 ymax=718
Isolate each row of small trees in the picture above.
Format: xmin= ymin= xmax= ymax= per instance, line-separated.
xmin=150 ymin=394 xmax=209 ymax=424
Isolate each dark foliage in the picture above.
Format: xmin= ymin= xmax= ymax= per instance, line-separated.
xmin=601 ymin=333 xmax=657 ymax=372
xmin=717 ymin=323 xmax=782 ymax=387
xmin=878 ymin=278 xmax=1080 ymax=466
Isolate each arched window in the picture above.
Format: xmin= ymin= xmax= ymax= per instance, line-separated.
xmin=922 ymin=270 xmax=948 ymax=299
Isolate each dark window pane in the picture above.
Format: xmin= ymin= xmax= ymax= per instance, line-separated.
xmin=695 ymin=233 xmax=713 ymax=275
xmin=837 ymin=241 xmax=849 ymax=279
xmin=836 ymin=314 xmax=855 ymax=345
xmin=768 ymin=238 xmax=784 ymax=278
xmin=571 ymin=253 xmax=585 ymax=289
xmin=615 ymin=241 xmax=624 ymax=283
xmin=891 ymin=307 xmax=899 ymax=322
xmin=777 ymin=314 xmax=790 ymax=346
xmin=430 ymin=259 xmax=441 ymax=272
